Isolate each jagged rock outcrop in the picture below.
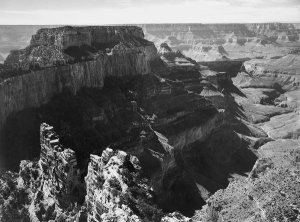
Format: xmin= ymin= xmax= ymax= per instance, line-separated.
xmin=0 ymin=123 xmax=85 ymax=221
xmin=39 ymin=123 xmax=79 ymax=195
xmin=1 ymin=123 xmax=194 ymax=222
xmin=85 ymin=148 xmax=164 ymax=222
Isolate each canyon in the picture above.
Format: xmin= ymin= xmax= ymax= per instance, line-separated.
xmin=0 ymin=24 xmax=299 ymax=221
xmin=142 ymin=23 xmax=300 ymax=61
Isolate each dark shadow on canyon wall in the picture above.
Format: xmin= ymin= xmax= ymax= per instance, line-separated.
xmin=1 ymin=75 xmax=141 ymax=171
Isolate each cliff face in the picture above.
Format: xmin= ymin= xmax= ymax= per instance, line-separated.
xmin=30 ymin=26 xmax=145 ymax=48
xmin=0 ymin=53 xmax=150 ymax=135
xmin=0 ymin=26 xmax=158 ymax=160
xmin=5 ymin=26 xmax=157 ymax=70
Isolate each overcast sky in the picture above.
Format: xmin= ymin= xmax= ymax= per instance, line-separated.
xmin=0 ymin=0 xmax=300 ymax=24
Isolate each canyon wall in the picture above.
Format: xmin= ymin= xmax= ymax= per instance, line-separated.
xmin=0 ymin=26 xmax=158 ymax=169
xmin=0 ymin=52 xmax=150 ymax=132
xmin=141 ymin=23 xmax=300 ymax=61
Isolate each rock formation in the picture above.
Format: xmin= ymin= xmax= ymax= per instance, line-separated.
xmin=39 ymin=123 xmax=79 ymax=195
xmin=0 ymin=26 xmax=158 ymax=167
xmin=5 ymin=26 xmax=157 ymax=69
xmin=156 ymin=42 xmax=198 ymax=73
xmin=0 ymin=123 xmax=85 ymax=221
xmin=0 ymin=123 xmax=189 ymax=221
xmin=85 ymin=149 xmax=163 ymax=221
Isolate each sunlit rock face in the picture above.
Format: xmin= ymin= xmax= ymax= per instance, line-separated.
xmin=85 ymin=148 xmax=164 ymax=222
xmin=0 ymin=123 xmax=85 ymax=221
xmin=5 ymin=26 xmax=158 ymax=69
xmin=194 ymin=140 xmax=300 ymax=222
xmin=39 ymin=123 xmax=79 ymax=195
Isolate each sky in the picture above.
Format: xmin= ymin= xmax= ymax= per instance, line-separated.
xmin=0 ymin=0 xmax=300 ymax=24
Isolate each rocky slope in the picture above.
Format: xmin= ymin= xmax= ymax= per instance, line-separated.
xmin=194 ymin=139 xmax=300 ymax=222
xmin=193 ymin=41 xmax=300 ymax=221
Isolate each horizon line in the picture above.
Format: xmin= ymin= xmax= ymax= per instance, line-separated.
xmin=1 ymin=21 xmax=300 ymax=26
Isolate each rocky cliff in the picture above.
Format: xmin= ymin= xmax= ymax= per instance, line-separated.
xmin=0 ymin=26 xmax=158 ymax=164
xmin=0 ymin=123 xmax=190 ymax=221
xmin=5 ymin=26 xmax=157 ymax=69
xmin=85 ymin=148 xmax=163 ymax=221
xmin=0 ymin=123 xmax=85 ymax=221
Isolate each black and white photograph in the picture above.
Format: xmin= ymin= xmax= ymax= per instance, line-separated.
xmin=0 ymin=0 xmax=300 ymax=221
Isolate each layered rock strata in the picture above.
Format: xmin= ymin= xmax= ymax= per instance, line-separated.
xmin=0 ymin=26 xmax=158 ymax=165
xmin=142 ymin=23 xmax=300 ymax=61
